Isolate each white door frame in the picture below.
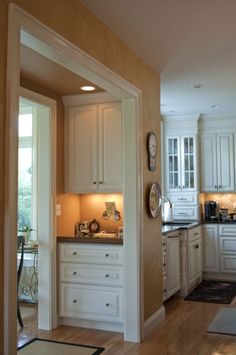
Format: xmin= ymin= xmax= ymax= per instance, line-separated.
xmin=5 ymin=4 xmax=142 ymax=354
xmin=19 ymin=87 xmax=57 ymax=330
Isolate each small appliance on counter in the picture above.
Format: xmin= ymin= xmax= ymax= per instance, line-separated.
xmin=204 ymin=200 xmax=219 ymax=222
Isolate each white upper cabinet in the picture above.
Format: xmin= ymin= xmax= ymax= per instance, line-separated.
xmin=166 ymin=135 xmax=197 ymax=192
xmin=64 ymin=95 xmax=122 ymax=193
xmin=201 ymin=133 xmax=234 ymax=192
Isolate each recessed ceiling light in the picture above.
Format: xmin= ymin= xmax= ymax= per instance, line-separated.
xmin=191 ymin=83 xmax=204 ymax=89
xmin=210 ymin=104 xmax=221 ymax=109
xmin=80 ymin=85 xmax=96 ymax=91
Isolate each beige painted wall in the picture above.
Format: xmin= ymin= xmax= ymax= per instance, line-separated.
xmin=1 ymin=1 xmax=162 ymax=346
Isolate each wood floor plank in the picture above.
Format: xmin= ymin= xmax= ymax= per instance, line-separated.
xmin=17 ymin=297 xmax=236 ymax=354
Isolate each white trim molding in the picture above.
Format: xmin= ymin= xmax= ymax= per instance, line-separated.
xmin=143 ymin=306 xmax=166 ymax=337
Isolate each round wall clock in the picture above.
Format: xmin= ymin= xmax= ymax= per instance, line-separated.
xmin=88 ymin=219 xmax=100 ymax=234
xmin=147 ymin=132 xmax=157 ymax=171
xmin=149 ymin=182 xmax=161 ymax=218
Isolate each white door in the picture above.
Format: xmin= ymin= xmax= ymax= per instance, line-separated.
xmin=217 ymin=133 xmax=234 ymax=192
xmin=201 ymin=134 xmax=217 ymax=192
xmin=98 ymin=102 xmax=123 ymax=192
xmin=66 ymin=105 xmax=98 ymax=193
xmin=202 ymin=224 xmax=219 ymax=272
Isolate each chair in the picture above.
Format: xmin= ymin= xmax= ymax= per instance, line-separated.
xmin=17 ymin=235 xmax=25 ymax=327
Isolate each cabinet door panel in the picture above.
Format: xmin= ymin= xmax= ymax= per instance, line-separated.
xmin=188 ymin=242 xmax=196 ymax=286
xmin=66 ymin=105 xmax=98 ymax=193
xmin=166 ymin=137 xmax=181 ymax=192
xmin=98 ymin=103 xmax=122 ymax=192
xmin=201 ymin=134 xmax=217 ymax=192
xmin=181 ymin=136 xmax=196 ymax=191
xmin=217 ymin=133 xmax=234 ymax=191
xmin=202 ymin=225 xmax=219 ymax=272
xmin=167 ymin=237 xmax=181 ymax=297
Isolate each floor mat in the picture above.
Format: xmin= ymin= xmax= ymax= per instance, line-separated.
xmin=185 ymin=280 xmax=236 ymax=304
xmin=18 ymin=338 xmax=105 ymax=355
xmin=207 ymin=307 xmax=236 ymax=335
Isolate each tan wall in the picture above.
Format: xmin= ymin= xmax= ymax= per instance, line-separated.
xmin=1 ymin=1 xmax=162 ymax=346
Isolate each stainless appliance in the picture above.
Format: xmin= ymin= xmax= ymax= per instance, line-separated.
xmin=204 ymin=201 xmax=219 ymax=221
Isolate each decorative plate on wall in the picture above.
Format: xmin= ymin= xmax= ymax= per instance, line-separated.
xmin=148 ymin=182 xmax=161 ymax=218
xmin=147 ymin=132 xmax=157 ymax=171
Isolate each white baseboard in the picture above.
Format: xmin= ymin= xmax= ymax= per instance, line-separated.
xmin=59 ymin=317 xmax=123 ymax=332
xmin=143 ymin=306 xmax=165 ymax=337
xmin=203 ymin=272 xmax=236 ymax=281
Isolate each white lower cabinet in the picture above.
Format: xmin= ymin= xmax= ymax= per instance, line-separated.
xmin=203 ymin=224 xmax=236 ymax=279
xmin=188 ymin=238 xmax=202 ymax=288
xmin=58 ymin=243 xmax=124 ymax=331
xmin=162 ymin=232 xmax=181 ymax=301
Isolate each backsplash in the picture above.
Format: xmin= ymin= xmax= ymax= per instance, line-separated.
xmin=201 ymin=193 xmax=236 ymax=214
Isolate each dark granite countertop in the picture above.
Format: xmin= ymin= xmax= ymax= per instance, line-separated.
xmin=57 ymin=236 xmax=123 ymax=245
xmin=162 ymin=221 xmax=202 ymax=235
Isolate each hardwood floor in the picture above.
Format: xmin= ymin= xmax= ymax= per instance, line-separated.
xmin=17 ymin=297 xmax=236 ymax=354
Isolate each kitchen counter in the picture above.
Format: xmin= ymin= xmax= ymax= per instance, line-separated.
xmin=162 ymin=221 xmax=201 ymax=235
xmin=57 ymin=236 xmax=123 ymax=245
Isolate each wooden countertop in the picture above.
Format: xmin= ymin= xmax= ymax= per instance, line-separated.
xmin=57 ymin=236 xmax=123 ymax=245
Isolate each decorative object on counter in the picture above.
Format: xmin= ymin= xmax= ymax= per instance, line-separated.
xmin=18 ymin=225 xmax=34 ymax=243
xmin=147 ymin=132 xmax=157 ymax=171
xmin=219 ymin=207 xmax=230 ymax=221
xmin=148 ymin=182 xmax=161 ymax=218
xmin=161 ymin=195 xmax=174 ymax=223
xmin=204 ymin=201 xmax=219 ymax=221
xmin=185 ymin=280 xmax=236 ymax=304
xmin=88 ymin=219 xmax=100 ymax=234
xmin=102 ymin=201 xmax=121 ymax=222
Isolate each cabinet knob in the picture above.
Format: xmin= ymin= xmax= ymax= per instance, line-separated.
xmin=195 ymin=244 xmax=199 ymax=249
xmin=214 ymin=185 xmax=218 ymax=189
xmin=99 ymin=181 xmax=103 ymax=184
xmin=163 ymin=263 xmax=166 ymax=267
xmin=73 ymin=271 xmax=77 ymax=275
xmin=194 ymin=233 xmax=199 ymax=236
xmin=182 ymin=186 xmax=185 ymax=189
xmin=73 ymin=299 xmax=77 ymax=303
xmin=178 ymin=186 xmax=181 ymax=189
xmin=93 ymin=181 xmax=97 ymax=185
xmin=105 ymin=303 xmax=110 ymax=307
xmin=105 ymin=274 xmax=110 ymax=278
xmin=105 ymin=253 xmax=109 ymax=257
xmin=219 ymin=185 xmax=222 ymax=188
xmin=73 ymin=251 xmax=77 ymax=256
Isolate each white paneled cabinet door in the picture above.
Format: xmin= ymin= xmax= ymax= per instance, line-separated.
xmin=181 ymin=136 xmax=196 ymax=191
xmin=98 ymin=102 xmax=122 ymax=192
xmin=188 ymin=239 xmax=202 ymax=287
xmin=166 ymin=136 xmax=181 ymax=192
xmin=66 ymin=105 xmax=98 ymax=192
xmin=167 ymin=236 xmax=181 ymax=297
xmin=201 ymin=133 xmax=234 ymax=192
xmin=202 ymin=224 xmax=219 ymax=272
xmin=217 ymin=133 xmax=234 ymax=192
xmin=201 ymin=134 xmax=217 ymax=192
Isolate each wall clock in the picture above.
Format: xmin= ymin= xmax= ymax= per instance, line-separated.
xmin=147 ymin=132 xmax=157 ymax=171
xmin=149 ymin=182 xmax=161 ymax=218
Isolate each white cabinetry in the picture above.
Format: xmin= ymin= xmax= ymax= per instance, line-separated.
xmin=59 ymin=243 xmax=124 ymax=331
xmin=162 ymin=231 xmax=181 ymax=301
xmin=180 ymin=225 xmax=202 ymax=296
xmin=201 ymin=133 xmax=234 ymax=192
xmin=202 ymin=224 xmax=219 ymax=272
xmin=63 ymin=94 xmax=122 ymax=193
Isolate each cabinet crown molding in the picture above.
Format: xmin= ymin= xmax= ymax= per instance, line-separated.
xmin=62 ymin=92 xmax=120 ymax=106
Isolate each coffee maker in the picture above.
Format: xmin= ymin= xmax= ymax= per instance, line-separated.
xmin=204 ymin=201 xmax=219 ymax=221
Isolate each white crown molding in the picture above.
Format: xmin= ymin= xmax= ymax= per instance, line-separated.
xmin=62 ymin=92 xmax=120 ymax=106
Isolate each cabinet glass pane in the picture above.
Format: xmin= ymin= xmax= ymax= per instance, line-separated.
xmin=174 ymin=139 xmax=178 ymax=154
xmin=169 ymin=173 xmax=173 ymax=189
xmin=190 ymin=172 xmax=194 ymax=188
xmin=185 ymin=172 xmax=189 ymax=188
xmin=174 ymin=173 xmax=179 ymax=188
xmin=189 ymin=138 xmax=193 ymax=153
xmin=169 ymin=156 xmax=173 ymax=171
xmin=185 ymin=156 xmax=188 ymax=170
xmin=168 ymin=139 xmax=172 ymax=154
xmin=174 ymin=156 xmax=178 ymax=171
xmin=184 ymin=138 xmax=188 ymax=153
xmin=190 ymin=155 xmax=194 ymax=170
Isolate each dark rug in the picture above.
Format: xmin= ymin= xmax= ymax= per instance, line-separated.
xmin=17 ymin=338 xmax=105 ymax=354
xmin=185 ymin=280 xmax=236 ymax=304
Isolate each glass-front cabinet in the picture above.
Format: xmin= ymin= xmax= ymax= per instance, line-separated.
xmin=166 ymin=135 xmax=196 ymax=192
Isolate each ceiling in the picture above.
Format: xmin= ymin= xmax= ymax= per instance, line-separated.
xmin=20 ymin=44 xmax=104 ymax=96
xmin=80 ymin=0 xmax=236 ymax=118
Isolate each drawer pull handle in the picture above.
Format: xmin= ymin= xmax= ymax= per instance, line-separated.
xmin=195 ymin=244 xmax=199 ymax=249
xmin=105 ymin=303 xmax=110 ymax=307
xmin=105 ymin=253 xmax=109 ymax=257
xmin=194 ymin=233 xmax=199 ymax=236
xmin=99 ymin=181 xmax=103 ymax=184
xmin=73 ymin=299 xmax=77 ymax=303
xmin=162 ymin=243 xmax=166 ymax=246
xmin=105 ymin=274 xmax=110 ymax=278
xmin=163 ymin=289 xmax=167 ymax=292
xmin=93 ymin=181 xmax=97 ymax=185
xmin=73 ymin=251 xmax=77 ymax=256
xmin=73 ymin=271 xmax=77 ymax=275
xmin=163 ymin=263 xmax=166 ymax=267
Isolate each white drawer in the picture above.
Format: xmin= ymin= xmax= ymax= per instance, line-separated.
xmin=220 ymin=237 xmax=236 ymax=254
xmin=60 ymin=283 xmax=123 ymax=323
xmin=188 ymin=226 xmax=202 ymax=242
xmin=60 ymin=263 xmax=123 ymax=286
xmin=220 ymin=255 xmax=236 ymax=273
xmin=173 ymin=206 xmax=200 ymax=220
xmin=168 ymin=192 xmax=198 ymax=206
xmin=219 ymin=225 xmax=236 ymax=236
xmin=59 ymin=243 xmax=123 ymax=265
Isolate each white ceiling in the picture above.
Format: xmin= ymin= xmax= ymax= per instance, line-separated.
xmin=80 ymin=0 xmax=236 ymax=118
